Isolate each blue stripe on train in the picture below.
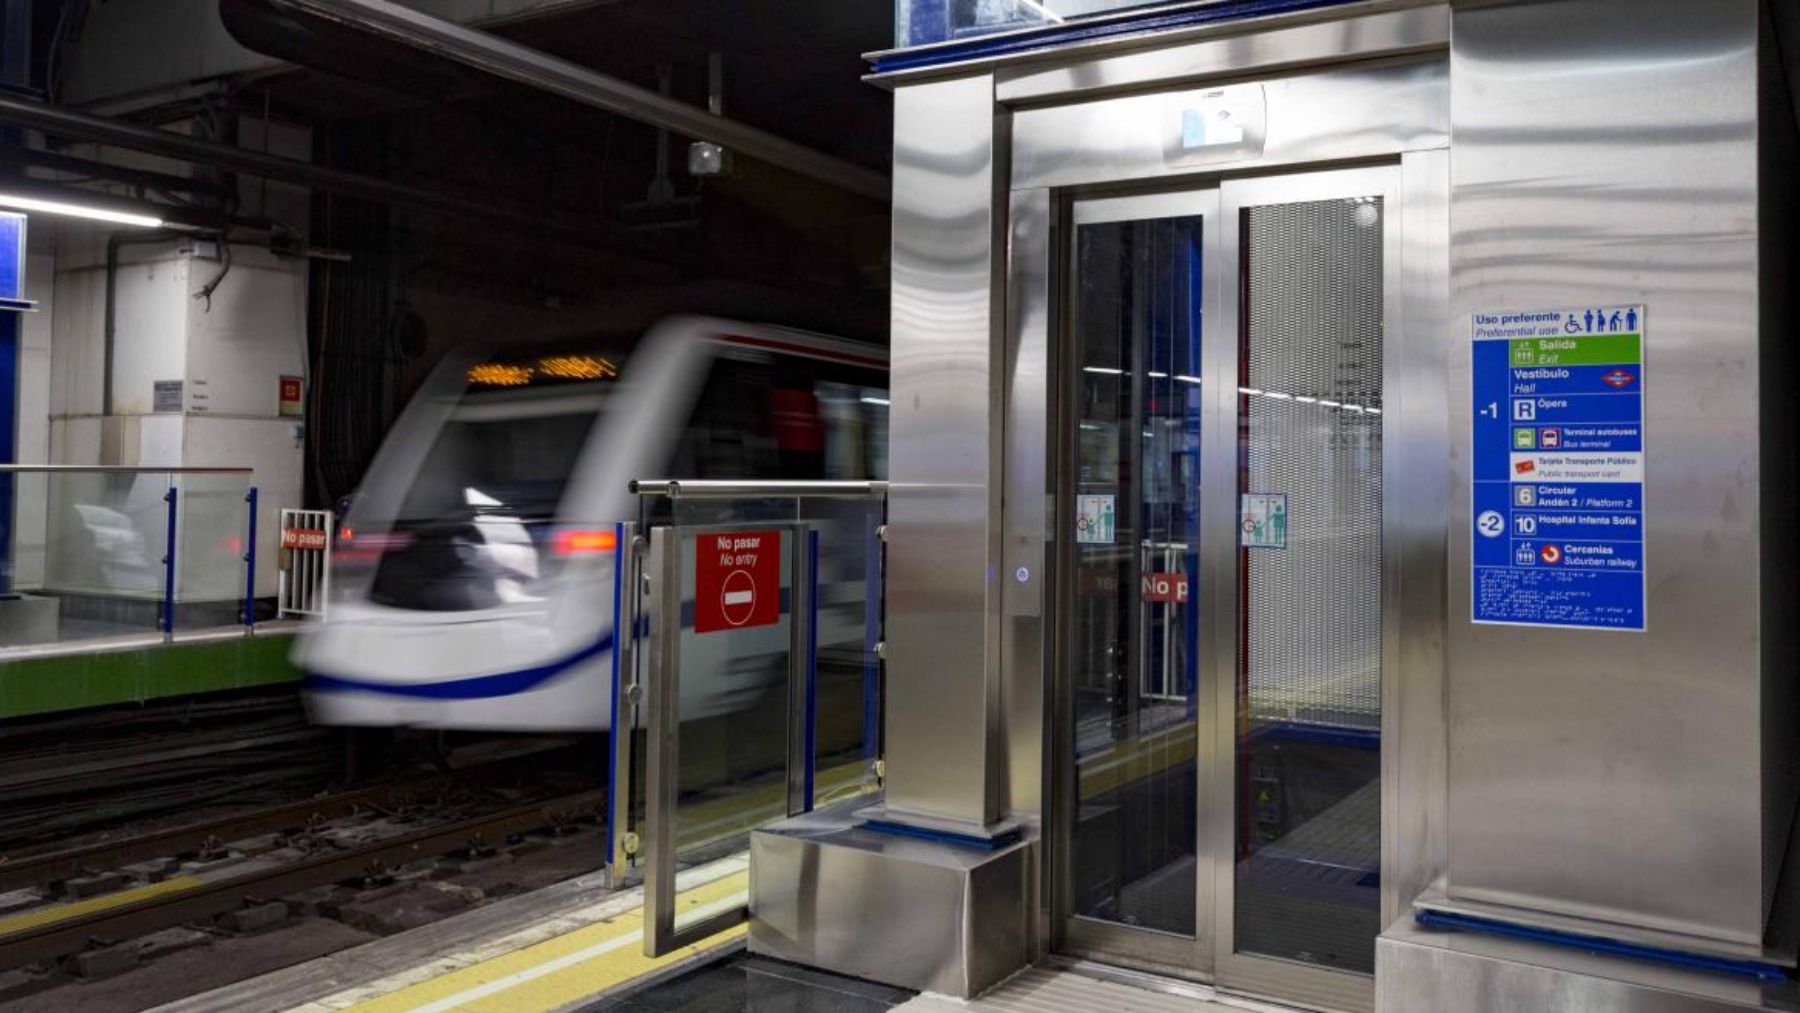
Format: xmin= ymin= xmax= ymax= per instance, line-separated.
xmin=305 ymin=632 xmax=614 ymax=700
xmin=305 ymin=587 xmax=797 ymax=701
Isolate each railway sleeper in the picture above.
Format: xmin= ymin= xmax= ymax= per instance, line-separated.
xmin=217 ymin=902 xmax=290 ymax=935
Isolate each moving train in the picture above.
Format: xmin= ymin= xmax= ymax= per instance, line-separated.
xmin=297 ymin=317 xmax=888 ymax=731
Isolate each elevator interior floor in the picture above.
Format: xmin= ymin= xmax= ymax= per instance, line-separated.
xmin=576 ymin=952 xmax=915 ymax=1013
xmin=587 ymin=956 xmax=1278 ymax=1013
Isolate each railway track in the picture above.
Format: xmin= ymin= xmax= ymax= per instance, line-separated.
xmin=0 ymin=691 xmax=343 ymax=848
xmin=0 ymin=788 xmax=605 ymax=973
xmin=0 ymin=753 xmax=577 ymax=895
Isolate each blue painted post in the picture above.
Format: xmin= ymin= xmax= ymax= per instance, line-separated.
xmin=0 ymin=313 xmax=15 ymax=596
xmin=161 ymin=486 xmax=177 ymax=636
xmin=243 ymin=487 xmax=259 ymax=630
xmin=605 ymin=520 xmax=624 ymax=868
xmin=0 ymin=212 xmax=29 ymax=597
xmin=0 ymin=0 xmax=30 ymax=595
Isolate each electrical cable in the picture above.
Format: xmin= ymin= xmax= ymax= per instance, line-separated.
xmin=193 ymin=234 xmax=233 ymax=311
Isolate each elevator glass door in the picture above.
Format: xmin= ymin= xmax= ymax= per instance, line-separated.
xmin=1054 ymin=167 xmax=1396 ymax=1004
xmin=1060 ymin=192 xmax=1213 ymax=971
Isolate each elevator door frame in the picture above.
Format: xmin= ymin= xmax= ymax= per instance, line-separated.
xmin=1036 ymin=163 xmax=1413 ymax=1013
xmin=1054 ymin=187 xmax=1223 ymax=977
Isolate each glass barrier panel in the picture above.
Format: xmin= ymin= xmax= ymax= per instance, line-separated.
xmin=797 ymin=497 xmax=885 ymax=807
xmin=667 ymin=519 xmax=796 ymax=935
xmin=177 ymin=473 xmax=252 ymax=630
xmin=631 ymin=492 xmax=886 ymax=949
xmin=6 ymin=470 xmax=48 ymax=595
xmin=2 ymin=471 xmax=53 ymax=647
xmin=609 ymin=521 xmax=646 ymax=885
xmin=896 ymin=0 xmax=1181 ymax=48
xmin=10 ymin=470 xmax=176 ymax=645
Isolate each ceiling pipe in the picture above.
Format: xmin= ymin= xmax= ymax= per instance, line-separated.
xmin=265 ymin=0 xmax=892 ymax=204
xmin=1 ymin=144 xmax=230 ymax=202
xmin=0 ymin=91 xmax=660 ymax=254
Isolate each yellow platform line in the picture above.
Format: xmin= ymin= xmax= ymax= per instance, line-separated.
xmin=1078 ymin=722 xmax=1198 ymax=797
xmin=334 ymin=871 xmax=750 ymax=1013
xmin=0 ymin=875 xmax=206 ymax=938
xmin=674 ymin=759 xmax=873 ymax=850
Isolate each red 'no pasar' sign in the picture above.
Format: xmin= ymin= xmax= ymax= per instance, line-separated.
xmin=694 ymin=530 xmax=782 ymax=633
xmin=1141 ymin=572 xmax=1187 ymax=604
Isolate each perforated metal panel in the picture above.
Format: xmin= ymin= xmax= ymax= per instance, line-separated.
xmin=1241 ymin=197 xmax=1384 ymax=729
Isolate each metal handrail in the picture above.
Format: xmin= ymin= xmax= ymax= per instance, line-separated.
xmin=0 ymin=465 xmax=253 ymax=474
xmin=630 ymin=479 xmax=887 ymax=499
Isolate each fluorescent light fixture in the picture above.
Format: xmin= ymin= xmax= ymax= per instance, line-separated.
xmin=1177 ymin=375 xmax=1202 ymax=385
xmin=1018 ymin=0 xmax=1066 ymax=22
xmin=0 ymin=192 xmax=163 ymax=228
xmin=861 ymin=395 xmax=890 ymax=406
xmin=1264 ymin=391 xmax=1292 ymax=400
xmin=1294 ymin=396 xmax=1318 ymax=403
xmin=1083 ymin=366 xmax=1123 ymax=376
xmin=1147 ymin=371 xmax=1168 ymax=379
xmin=1238 ymin=387 xmax=1261 ymax=395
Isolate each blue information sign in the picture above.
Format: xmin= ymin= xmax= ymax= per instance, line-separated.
xmin=0 ymin=212 xmax=24 ymax=305
xmin=1471 ymin=306 xmax=1646 ymax=631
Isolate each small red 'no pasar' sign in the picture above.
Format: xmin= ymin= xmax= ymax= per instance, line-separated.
xmin=281 ymin=527 xmax=328 ymax=551
xmin=694 ymin=530 xmax=781 ymax=633
xmin=1141 ymin=572 xmax=1188 ymax=604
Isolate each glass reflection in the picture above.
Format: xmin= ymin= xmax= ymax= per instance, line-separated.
xmin=1068 ymin=214 xmax=1203 ymax=936
xmin=1233 ymin=196 xmax=1384 ymax=973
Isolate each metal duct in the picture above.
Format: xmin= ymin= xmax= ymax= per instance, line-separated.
xmin=0 ymin=92 xmax=652 ymax=253
xmin=259 ymin=0 xmax=891 ymax=203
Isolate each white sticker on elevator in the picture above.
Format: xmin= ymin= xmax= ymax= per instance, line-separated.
xmin=1075 ymin=495 xmax=1115 ymax=545
xmin=1241 ymin=493 xmax=1288 ymax=549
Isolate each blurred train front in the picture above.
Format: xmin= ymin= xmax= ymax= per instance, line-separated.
xmin=296 ymin=317 xmax=887 ymax=731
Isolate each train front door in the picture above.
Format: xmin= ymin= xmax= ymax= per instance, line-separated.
xmin=1036 ymin=164 xmax=1405 ymax=1011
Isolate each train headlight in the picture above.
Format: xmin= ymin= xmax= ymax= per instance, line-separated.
xmin=552 ymin=529 xmax=619 ymax=556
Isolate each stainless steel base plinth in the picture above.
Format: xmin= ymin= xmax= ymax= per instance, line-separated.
xmin=748 ymin=795 xmax=1036 ymax=998
xmin=1377 ymin=917 xmax=1800 ymax=1012
xmin=0 ymin=594 xmax=59 ymax=647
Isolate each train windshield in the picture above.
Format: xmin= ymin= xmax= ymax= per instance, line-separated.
xmin=393 ymin=404 xmax=596 ymax=523
xmin=364 ymin=385 xmax=608 ymax=612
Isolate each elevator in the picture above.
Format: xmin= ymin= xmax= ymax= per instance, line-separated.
xmin=998 ymin=60 xmax=1450 ymax=1003
xmin=750 ymin=3 xmax=1800 ymax=1009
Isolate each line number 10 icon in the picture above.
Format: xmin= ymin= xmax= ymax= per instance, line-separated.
xmin=1477 ymin=510 xmax=1505 ymax=538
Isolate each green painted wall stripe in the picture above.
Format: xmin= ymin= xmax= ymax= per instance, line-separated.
xmin=0 ymin=635 xmax=300 ymax=720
